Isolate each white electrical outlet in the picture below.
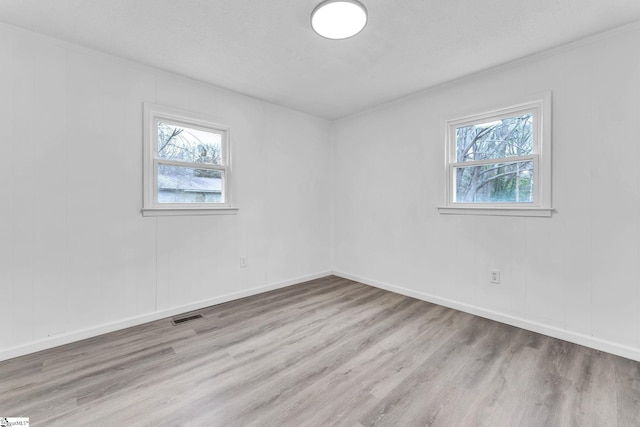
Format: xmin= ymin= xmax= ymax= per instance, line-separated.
xmin=240 ymin=256 xmax=248 ymax=268
xmin=489 ymin=270 xmax=500 ymax=284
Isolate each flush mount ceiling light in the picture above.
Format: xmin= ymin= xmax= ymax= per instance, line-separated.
xmin=311 ymin=0 xmax=368 ymax=40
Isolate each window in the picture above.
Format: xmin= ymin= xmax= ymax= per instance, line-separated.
xmin=438 ymin=93 xmax=552 ymax=217
xmin=142 ymin=104 xmax=237 ymax=216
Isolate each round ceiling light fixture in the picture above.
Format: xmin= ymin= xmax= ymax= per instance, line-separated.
xmin=311 ymin=0 xmax=368 ymax=40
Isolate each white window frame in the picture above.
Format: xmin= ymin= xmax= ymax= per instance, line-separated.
xmin=142 ymin=103 xmax=237 ymax=217
xmin=438 ymin=92 xmax=552 ymax=217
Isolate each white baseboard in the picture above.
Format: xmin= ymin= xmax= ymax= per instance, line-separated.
xmin=0 ymin=271 xmax=332 ymax=362
xmin=7 ymin=270 xmax=638 ymax=363
xmin=333 ymin=271 xmax=640 ymax=362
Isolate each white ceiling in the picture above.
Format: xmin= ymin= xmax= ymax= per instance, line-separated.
xmin=1 ymin=0 xmax=640 ymax=119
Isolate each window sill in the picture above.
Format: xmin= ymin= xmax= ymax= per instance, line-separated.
xmin=437 ymin=206 xmax=553 ymax=217
xmin=142 ymin=207 xmax=239 ymax=217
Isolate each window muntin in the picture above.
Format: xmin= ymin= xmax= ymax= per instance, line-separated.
xmin=143 ymin=104 xmax=233 ymax=215
xmin=441 ymin=94 xmax=551 ymax=215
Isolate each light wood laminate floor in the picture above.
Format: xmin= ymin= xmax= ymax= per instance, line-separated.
xmin=1 ymin=276 xmax=639 ymax=426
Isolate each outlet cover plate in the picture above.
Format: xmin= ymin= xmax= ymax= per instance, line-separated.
xmin=489 ymin=270 xmax=500 ymax=284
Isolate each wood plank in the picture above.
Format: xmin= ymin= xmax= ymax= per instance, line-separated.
xmin=0 ymin=276 xmax=639 ymax=426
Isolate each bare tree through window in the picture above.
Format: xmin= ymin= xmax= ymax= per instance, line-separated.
xmin=454 ymin=115 xmax=533 ymax=203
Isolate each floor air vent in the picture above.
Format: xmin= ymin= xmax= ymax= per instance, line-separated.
xmin=171 ymin=314 xmax=203 ymax=325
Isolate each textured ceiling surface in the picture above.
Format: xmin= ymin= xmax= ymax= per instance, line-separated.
xmin=1 ymin=0 xmax=640 ymax=119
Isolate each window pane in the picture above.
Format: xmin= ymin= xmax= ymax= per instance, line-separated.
xmin=455 ymin=161 xmax=533 ymax=203
xmin=157 ymin=121 xmax=223 ymax=165
xmin=157 ymin=164 xmax=223 ymax=204
xmin=456 ymin=114 xmax=533 ymax=162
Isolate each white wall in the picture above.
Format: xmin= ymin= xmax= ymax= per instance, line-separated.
xmin=3 ymin=19 xmax=640 ymax=363
xmin=0 ymin=24 xmax=332 ymax=360
xmin=333 ymin=23 xmax=640 ymax=361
